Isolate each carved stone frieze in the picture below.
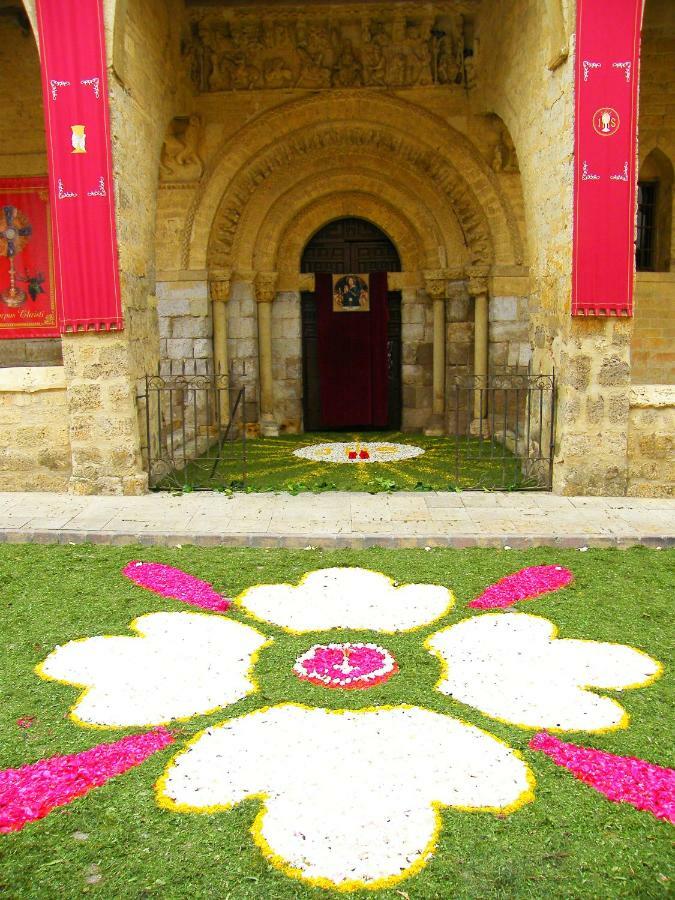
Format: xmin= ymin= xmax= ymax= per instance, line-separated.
xmin=183 ymin=4 xmax=472 ymax=93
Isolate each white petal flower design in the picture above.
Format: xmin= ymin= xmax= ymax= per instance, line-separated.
xmin=38 ymin=612 xmax=269 ymax=727
xmin=34 ymin=564 xmax=665 ymax=891
xmin=237 ymin=567 xmax=454 ymax=633
xmin=427 ymin=613 xmax=661 ymax=732
xmin=157 ymin=704 xmax=534 ymax=890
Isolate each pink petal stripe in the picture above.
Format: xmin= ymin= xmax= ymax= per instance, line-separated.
xmin=0 ymin=728 xmax=174 ymax=834
xmin=469 ymin=565 xmax=573 ymax=609
xmin=530 ymin=732 xmax=675 ymax=825
xmin=122 ymin=562 xmax=231 ymax=613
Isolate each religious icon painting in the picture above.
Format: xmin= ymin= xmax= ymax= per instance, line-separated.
xmin=0 ymin=177 xmax=58 ymax=338
xmin=332 ymin=273 xmax=370 ymax=312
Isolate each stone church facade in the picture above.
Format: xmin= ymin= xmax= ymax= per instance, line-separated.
xmin=0 ymin=0 xmax=673 ymax=496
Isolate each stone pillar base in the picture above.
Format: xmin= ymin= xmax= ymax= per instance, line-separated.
xmin=424 ymin=415 xmax=445 ymax=436
xmin=260 ymin=416 xmax=279 ymax=437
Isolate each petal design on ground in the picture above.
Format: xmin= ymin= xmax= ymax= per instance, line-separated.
xmin=0 ymin=729 xmax=174 ymax=833
xmin=530 ymin=733 xmax=675 ymax=825
xmin=157 ymin=704 xmax=533 ymax=890
xmin=468 ymin=565 xmax=573 ymax=609
xmin=37 ymin=612 xmax=269 ymax=727
xmin=237 ymin=568 xmax=454 ymax=633
xmin=428 ymin=613 xmax=661 ymax=732
xmin=122 ymin=561 xmax=231 ymax=613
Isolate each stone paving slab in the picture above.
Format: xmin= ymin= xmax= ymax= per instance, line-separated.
xmin=0 ymin=491 xmax=671 ymax=549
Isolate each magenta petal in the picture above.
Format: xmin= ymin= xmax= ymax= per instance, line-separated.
xmin=468 ymin=565 xmax=573 ymax=609
xmin=122 ymin=562 xmax=231 ymax=613
xmin=530 ymin=732 xmax=675 ymax=825
xmin=0 ymin=728 xmax=174 ymax=833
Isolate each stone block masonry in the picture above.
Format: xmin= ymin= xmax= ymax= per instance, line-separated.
xmin=0 ymin=367 xmax=71 ymax=491
xmin=157 ymin=280 xmax=213 ymax=373
xmin=627 ymin=386 xmax=675 ymax=497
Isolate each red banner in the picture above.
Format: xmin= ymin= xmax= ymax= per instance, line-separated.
xmin=572 ymin=0 xmax=642 ymax=317
xmin=35 ymin=0 xmax=123 ymax=332
xmin=0 ymin=177 xmax=58 ymax=339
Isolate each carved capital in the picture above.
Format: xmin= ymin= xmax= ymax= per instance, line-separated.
xmin=466 ymin=264 xmax=490 ymax=298
xmin=423 ymin=268 xmax=457 ymax=300
xmin=254 ymin=271 xmax=279 ymax=304
xmin=209 ymin=269 xmax=232 ymax=302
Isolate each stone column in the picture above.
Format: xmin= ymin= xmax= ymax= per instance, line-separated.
xmin=423 ymin=270 xmax=448 ymax=436
xmin=209 ymin=270 xmax=231 ymax=421
xmin=468 ymin=268 xmax=490 ymax=433
xmin=254 ymin=271 xmax=279 ymax=436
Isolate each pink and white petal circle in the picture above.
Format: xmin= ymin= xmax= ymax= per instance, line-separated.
xmin=292 ymin=441 xmax=424 ymax=464
xmin=37 ymin=612 xmax=269 ymax=727
xmin=157 ymin=704 xmax=534 ymax=890
xmin=427 ymin=613 xmax=661 ymax=732
xmin=293 ymin=642 xmax=398 ymax=689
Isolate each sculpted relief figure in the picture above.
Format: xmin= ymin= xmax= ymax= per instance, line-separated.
xmin=160 ymin=116 xmax=203 ymax=182
xmin=332 ymin=36 xmax=363 ymax=88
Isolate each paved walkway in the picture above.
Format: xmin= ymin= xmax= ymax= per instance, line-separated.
xmin=0 ymin=491 xmax=672 ymax=548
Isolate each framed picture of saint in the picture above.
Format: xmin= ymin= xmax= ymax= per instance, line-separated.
xmin=332 ymin=273 xmax=369 ymax=312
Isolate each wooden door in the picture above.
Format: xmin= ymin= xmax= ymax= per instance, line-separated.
xmin=300 ymin=218 xmax=402 ymax=431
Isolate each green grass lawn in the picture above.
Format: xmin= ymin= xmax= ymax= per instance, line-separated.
xmin=0 ymin=545 xmax=672 ymax=899
xmin=170 ymin=431 xmax=535 ymax=493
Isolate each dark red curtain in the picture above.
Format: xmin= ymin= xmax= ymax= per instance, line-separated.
xmin=316 ymin=271 xmax=389 ymax=428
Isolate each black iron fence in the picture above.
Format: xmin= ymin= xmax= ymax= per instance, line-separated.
xmin=137 ymin=362 xmax=247 ymax=490
xmin=446 ymin=370 xmax=556 ymax=489
xmin=138 ymin=365 xmax=555 ymax=491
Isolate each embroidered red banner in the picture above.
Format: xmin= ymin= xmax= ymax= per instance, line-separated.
xmin=572 ymin=0 xmax=642 ymax=317
xmin=0 ymin=177 xmax=58 ymax=339
xmin=35 ymin=0 xmax=123 ymax=332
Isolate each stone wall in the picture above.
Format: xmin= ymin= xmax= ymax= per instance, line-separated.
xmin=402 ymin=289 xmax=434 ymax=432
xmin=271 ymin=292 xmax=302 ymax=433
xmin=0 ymin=366 xmax=71 ymax=490
xmin=227 ymin=281 xmax=260 ymax=427
xmin=475 ymin=0 xmax=647 ymax=496
xmin=627 ymin=385 xmax=675 ymax=497
xmin=156 ymin=278 xmax=212 ymax=375
xmin=632 ymin=274 xmax=675 ymax=384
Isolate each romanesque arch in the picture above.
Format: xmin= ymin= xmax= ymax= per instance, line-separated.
xmin=184 ymin=92 xmax=524 ymax=274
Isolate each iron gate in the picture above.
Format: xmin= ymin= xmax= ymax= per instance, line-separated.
xmin=137 ymin=362 xmax=248 ymax=490
xmin=446 ymin=370 xmax=556 ymax=490
xmin=137 ymin=366 xmax=556 ymax=491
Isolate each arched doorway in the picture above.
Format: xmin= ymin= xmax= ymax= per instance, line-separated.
xmin=300 ymin=218 xmax=402 ymax=431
